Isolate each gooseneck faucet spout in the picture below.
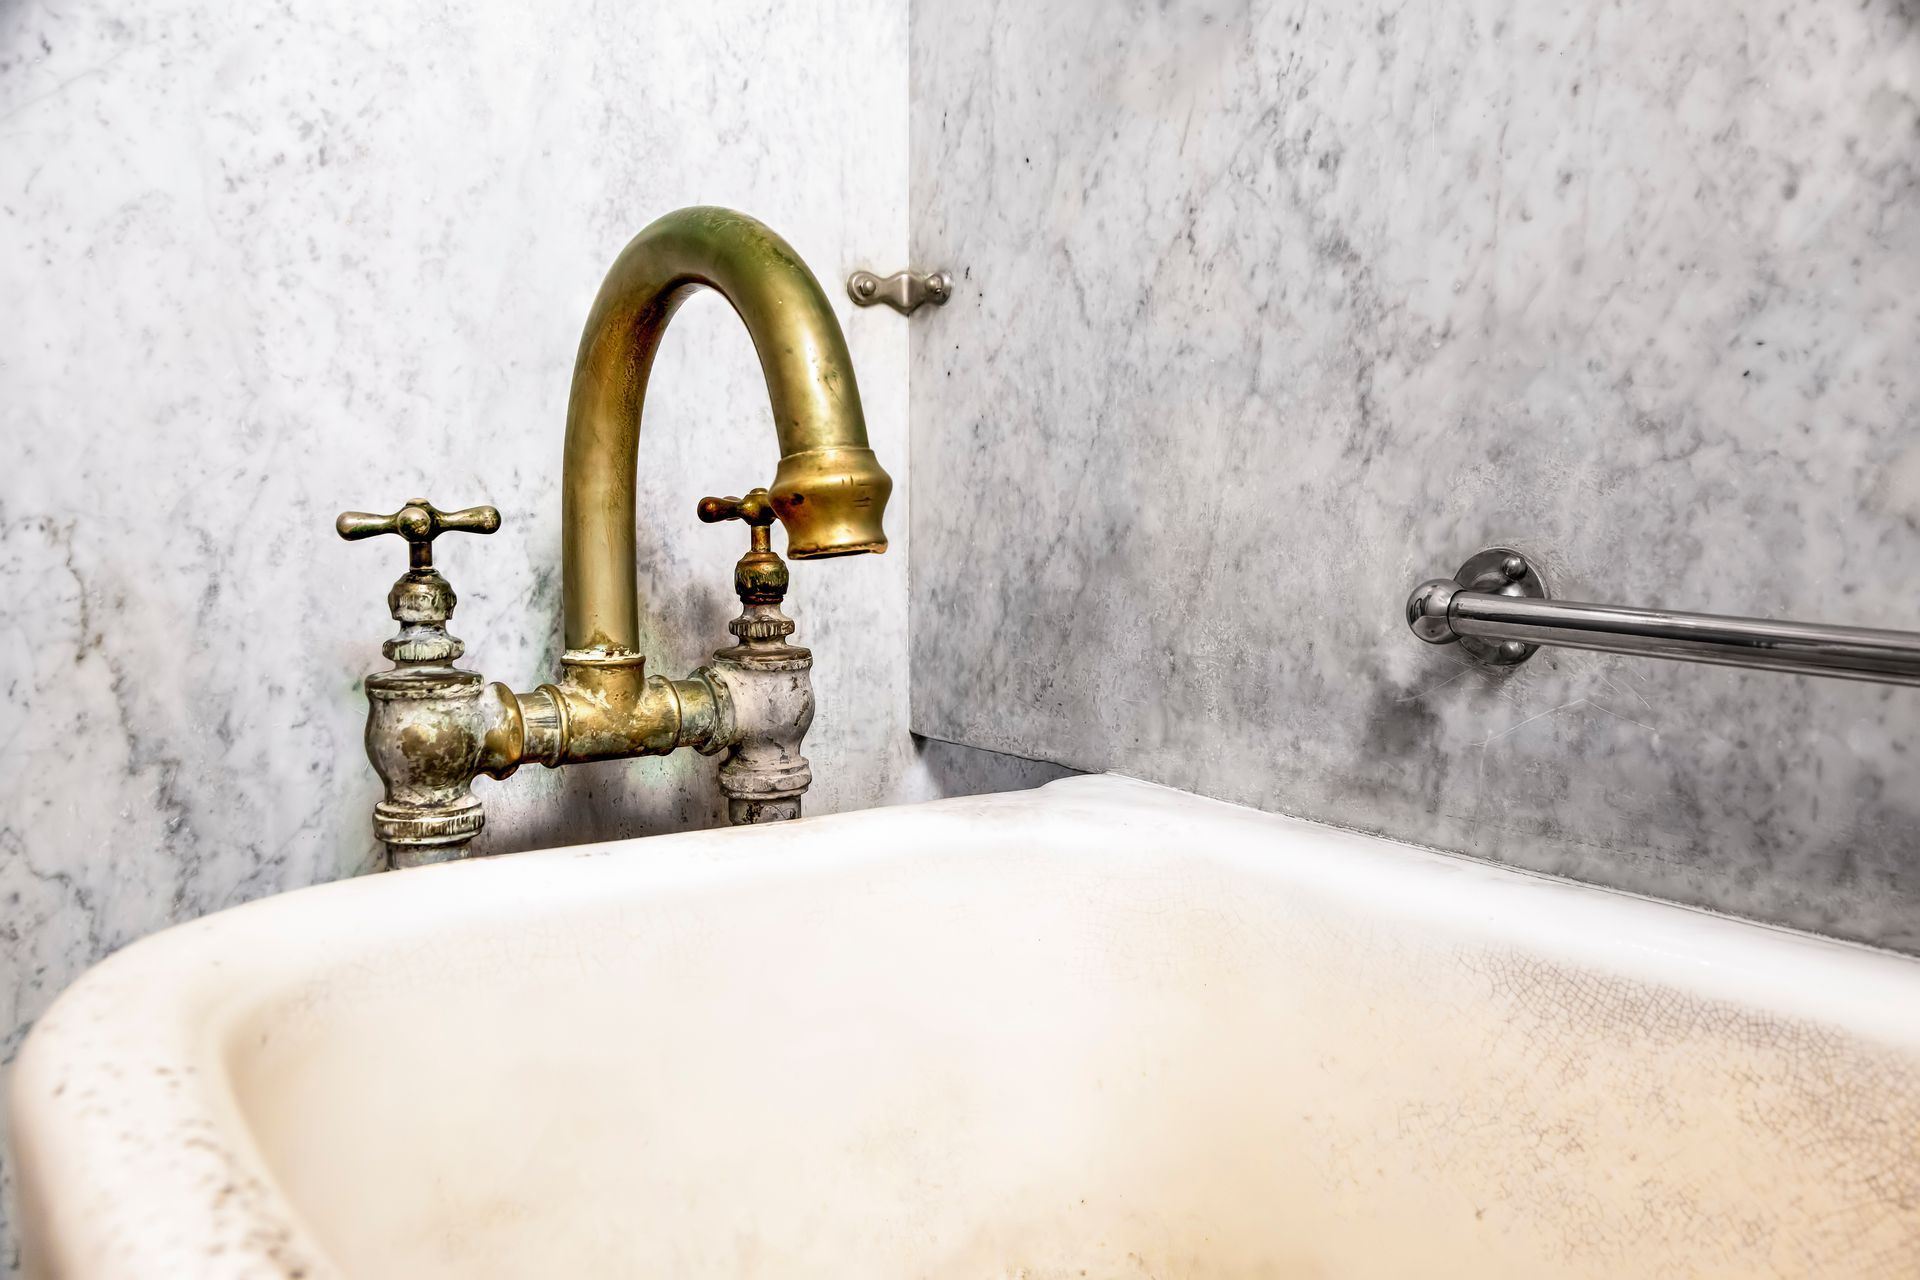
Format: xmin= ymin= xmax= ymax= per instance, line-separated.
xmin=564 ymin=206 xmax=891 ymax=662
xmin=336 ymin=207 xmax=892 ymax=867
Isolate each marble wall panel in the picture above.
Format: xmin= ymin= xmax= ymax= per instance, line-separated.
xmin=0 ymin=0 xmax=1066 ymax=1265
xmin=910 ymin=0 xmax=1920 ymax=949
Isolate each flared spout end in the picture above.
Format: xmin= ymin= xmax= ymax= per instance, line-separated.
xmin=770 ymin=446 xmax=892 ymax=559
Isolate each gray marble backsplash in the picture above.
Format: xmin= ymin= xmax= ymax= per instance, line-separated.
xmin=0 ymin=0 xmax=1068 ymax=1267
xmin=910 ymin=1 xmax=1920 ymax=949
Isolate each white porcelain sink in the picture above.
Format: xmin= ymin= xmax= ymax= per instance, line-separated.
xmin=10 ymin=775 xmax=1920 ymax=1277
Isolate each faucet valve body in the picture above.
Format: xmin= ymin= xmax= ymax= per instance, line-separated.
xmin=363 ymin=667 xmax=513 ymax=863
xmin=337 ymin=500 xmax=520 ymax=867
xmin=699 ymin=488 xmax=815 ymax=824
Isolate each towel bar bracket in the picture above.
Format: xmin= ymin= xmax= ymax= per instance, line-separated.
xmin=1406 ymin=547 xmax=1546 ymax=668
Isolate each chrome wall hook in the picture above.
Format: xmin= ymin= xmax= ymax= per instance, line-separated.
xmin=847 ymin=269 xmax=952 ymax=315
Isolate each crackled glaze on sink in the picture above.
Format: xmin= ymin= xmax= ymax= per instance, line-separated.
xmin=10 ymin=775 xmax=1920 ymax=1277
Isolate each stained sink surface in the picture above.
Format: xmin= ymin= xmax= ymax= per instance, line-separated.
xmin=9 ymin=774 xmax=1920 ymax=1277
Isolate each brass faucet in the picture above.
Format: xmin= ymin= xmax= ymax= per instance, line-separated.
xmin=336 ymin=207 xmax=892 ymax=867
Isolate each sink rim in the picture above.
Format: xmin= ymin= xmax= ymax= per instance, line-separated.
xmin=12 ymin=773 xmax=1920 ymax=1278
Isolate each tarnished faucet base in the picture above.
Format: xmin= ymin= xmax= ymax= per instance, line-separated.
xmin=368 ymin=660 xmax=740 ymax=867
xmin=364 ymin=664 xmax=528 ymax=868
xmin=705 ymin=606 xmax=814 ymax=824
xmin=363 ymin=665 xmax=490 ymax=862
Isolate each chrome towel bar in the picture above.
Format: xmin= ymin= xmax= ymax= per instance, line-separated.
xmin=1406 ymin=547 xmax=1920 ymax=687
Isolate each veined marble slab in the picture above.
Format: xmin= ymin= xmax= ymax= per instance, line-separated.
xmin=909 ymin=0 xmax=1920 ymax=949
xmin=0 ymin=0 xmax=1068 ymax=1267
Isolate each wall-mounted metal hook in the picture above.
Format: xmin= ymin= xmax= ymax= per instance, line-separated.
xmin=847 ymin=269 xmax=952 ymax=315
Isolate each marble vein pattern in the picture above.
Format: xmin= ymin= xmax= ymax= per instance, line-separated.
xmin=0 ymin=0 xmax=1066 ymax=1267
xmin=910 ymin=0 xmax=1920 ymax=949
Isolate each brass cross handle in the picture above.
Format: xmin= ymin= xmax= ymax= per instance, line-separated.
xmin=696 ymin=488 xmax=777 ymax=530
xmin=697 ymin=487 xmax=788 ymax=606
xmin=336 ymin=499 xmax=501 ymax=569
xmin=697 ymin=486 xmax=780 ymax=556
